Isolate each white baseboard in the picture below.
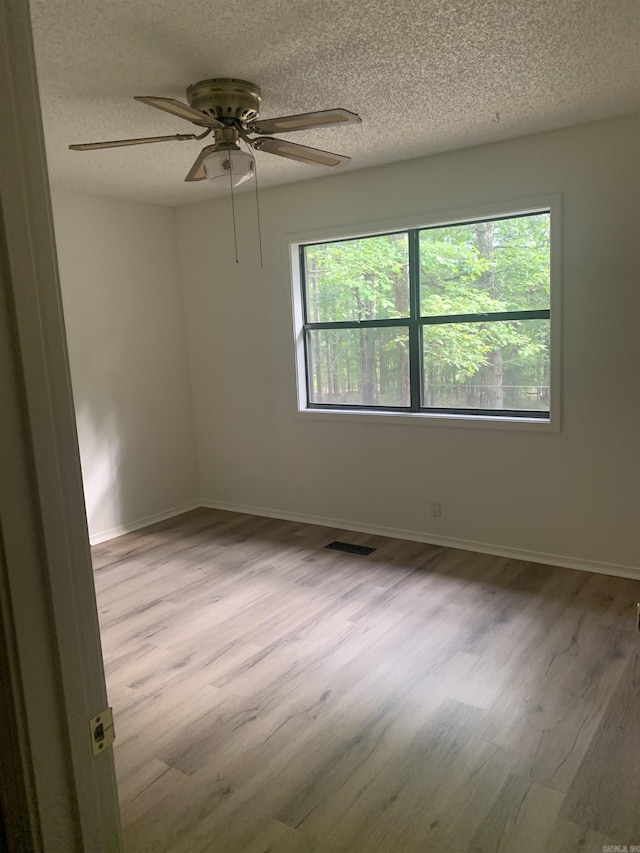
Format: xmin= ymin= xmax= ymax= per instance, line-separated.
xmin=89 ymin=502 xmax=200 ymax=545
xmin=200 ymin=499 xmax=640 ymax=582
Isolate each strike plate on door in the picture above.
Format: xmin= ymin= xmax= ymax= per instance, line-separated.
xmin=90 ymin=707 xmax=115 ymax=756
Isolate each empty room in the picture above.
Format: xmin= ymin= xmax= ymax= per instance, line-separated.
xmin=1 ymin=0 xmax=639 ymax=851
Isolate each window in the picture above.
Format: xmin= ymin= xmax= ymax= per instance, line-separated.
xmin=296 ymin=209 xmax=552 ymax=421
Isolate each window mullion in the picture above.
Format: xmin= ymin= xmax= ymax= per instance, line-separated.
xmin=420 ymin=308 xmax=550 ymax=326
xmin=408 ymin=230 xmax=421 ymax=411
xmin=303 ymin=318 xmax=409 ymax=331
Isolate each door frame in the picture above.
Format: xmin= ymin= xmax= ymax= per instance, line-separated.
xmin=0 ymin=1 xmax=122 ymax=850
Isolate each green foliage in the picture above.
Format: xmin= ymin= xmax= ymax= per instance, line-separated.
xmin=305 ymin=233 xmax=409 ymax=322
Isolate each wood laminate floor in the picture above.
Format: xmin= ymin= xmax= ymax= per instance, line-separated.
xmin=93 ymin=508 xmax=640 ymax=853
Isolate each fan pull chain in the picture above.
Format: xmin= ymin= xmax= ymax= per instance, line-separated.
xmin=253 ymin=149 xmax=264 ymax=270
xmin=228 ymin=151 xmax=239 ymax=264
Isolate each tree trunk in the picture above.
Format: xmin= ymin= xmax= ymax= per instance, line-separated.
xmin=483 ymin=350 xmax=503 ymax=408
xmin=329 ymin=331 xmax=338 ymax=399
xmin=356 ymin=278 xmax=378 ymax=404
xmin=325 ymin=334 xmax=333 ymax=399
xmin=379 ymin=344 xmax=388 ymax=397
xmin=310 ymin=262 xmax=323 ymax=401
xmin=475 ymin=223 xmax=503 ymax=409
xmin=359 ymin=331 xmax=378 ymax=404
xmin=392 ymin=263 xmax=410 ymax=405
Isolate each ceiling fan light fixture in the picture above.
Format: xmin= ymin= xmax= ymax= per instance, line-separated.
xmin=203 ymin=149 xmax=255 ymax=186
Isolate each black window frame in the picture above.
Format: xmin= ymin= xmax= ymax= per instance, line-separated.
xmin=299 ymin=210 xmax=551 ymax=420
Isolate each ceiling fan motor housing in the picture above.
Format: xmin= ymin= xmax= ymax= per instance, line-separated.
xmin=186 ymin=78 xmax=262 ymax=125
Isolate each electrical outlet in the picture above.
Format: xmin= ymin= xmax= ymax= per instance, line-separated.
xmin=430 ymin=500 xmax=441 ymax=518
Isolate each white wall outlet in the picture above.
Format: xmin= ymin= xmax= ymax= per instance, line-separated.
xmin=431 ymin=500 xmax=441 ymax=518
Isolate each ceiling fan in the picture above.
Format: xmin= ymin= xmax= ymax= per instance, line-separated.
xmin=69 ymin=78 xmax=362 ymax=184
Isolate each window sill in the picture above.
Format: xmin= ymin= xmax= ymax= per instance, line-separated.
xmin=295 ymin=406 xmax=558 ymax=432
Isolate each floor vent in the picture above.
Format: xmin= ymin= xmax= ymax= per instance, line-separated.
xmin=325 ymin=541 xmax=376 ymax=556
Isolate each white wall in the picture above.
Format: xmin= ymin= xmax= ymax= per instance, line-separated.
xmin=52 ymin=191 xmax=199 ymax=542
xmin=176 ymin=115 xmax=640 ymax=575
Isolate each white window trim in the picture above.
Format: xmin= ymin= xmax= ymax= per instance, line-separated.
xmin=289 ymin=195 xmax=561 ymax=432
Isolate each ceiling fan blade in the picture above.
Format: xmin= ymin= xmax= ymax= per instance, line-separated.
xmin=69 ymin=133 xmax=198 ymax=151
xmin=250 ymin=109 xmax=361 ymax=135
xmin=134 ymin=96 xmax=223 ymax=128
xmin=252 ymin=137 xmax=351 ymax=168
xmin=184 ymin=144 xmax=218 ymax=182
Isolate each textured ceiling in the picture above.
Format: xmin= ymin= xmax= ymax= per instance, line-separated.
xmin=31 ymin=0 xmax=639 ymax=207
